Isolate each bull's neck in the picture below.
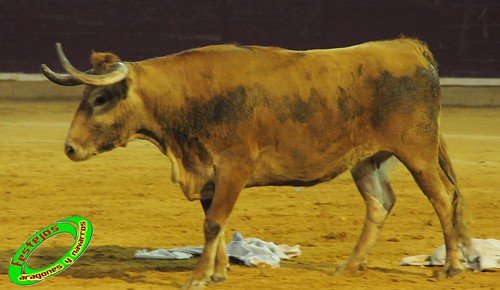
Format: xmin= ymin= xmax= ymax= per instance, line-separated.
xmin=131 ymin=55 xmax=214 ymax=167
xmin=135 ymin=128 xmax=167 ymax=153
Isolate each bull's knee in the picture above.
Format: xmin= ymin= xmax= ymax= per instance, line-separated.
xmin=204 ymin=219 xmax=221 ymax=241
xmin=366 ymin=198 xmax=390 ymax=225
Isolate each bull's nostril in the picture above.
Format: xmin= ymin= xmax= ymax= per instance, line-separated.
xmin=65 ymin=143 xmax=75 ymax=155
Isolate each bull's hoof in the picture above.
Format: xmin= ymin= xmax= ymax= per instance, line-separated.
xmin=433 ymin=263 xmax=465 ymax=281
xmin=446 ymin=267 xmax=464 ymax=278
xmin=182 ymin=273 xmax=227 ymax=289
xmin=211 ymin=264 xmax=229 ymax=283
xmin=210 ymin=274 xmax=227 ymax=283
xmin=334 ymin=262 xmax=367 ymax=276
xmin=182 ymin=278 xmax=209 ymax=290
xmin=446 ymin=265 xmax=465 ymax=277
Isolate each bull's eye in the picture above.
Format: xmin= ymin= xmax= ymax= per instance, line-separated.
xmin=93 ymin=95 xmax=108 ymax=107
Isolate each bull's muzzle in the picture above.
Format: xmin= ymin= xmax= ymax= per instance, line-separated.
xmin=65 ymin=142 xmax=75 ymax=157
xmin=64 ymin=141 xmax=93 ymax=162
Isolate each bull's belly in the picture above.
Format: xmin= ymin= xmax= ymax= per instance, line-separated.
xmin=247 ymin=165 xmax=347 ymax=187
xmin=247 ymin=147 xmax=357 ymax=187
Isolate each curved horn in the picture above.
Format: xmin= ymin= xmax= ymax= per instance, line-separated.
xmin=56 ymin=43 xmax=128 ymax=86
xmin=40 ymin=64 xmax=83 ymax=86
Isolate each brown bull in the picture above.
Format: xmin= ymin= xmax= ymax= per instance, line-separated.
xmin=42 ymin=38 xmax=470 ymax=289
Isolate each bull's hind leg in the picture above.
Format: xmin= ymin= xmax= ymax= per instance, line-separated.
xmin=395 ymin=149 xmax=465 ymax=277
xmin=336 ymin=152 xmax=396 ymax=275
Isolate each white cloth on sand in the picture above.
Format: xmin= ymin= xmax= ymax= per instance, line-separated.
xmin=135 ymin=231 xmax=301 ymax=268
xmin=400 ymin=238 xmax=500 ymax=271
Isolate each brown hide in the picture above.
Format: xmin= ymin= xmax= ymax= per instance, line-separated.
xmin=124 ymin=38 xmax=440 ymax=200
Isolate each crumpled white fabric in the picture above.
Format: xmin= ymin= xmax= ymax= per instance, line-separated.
xmin=226 ymin=231 xmax=301 ymax=268
xmin=135 ymin=248 xmax=195 ymax=260
xmin=134 ymin=231 xmax=301 ymax=268
xmin=399 ymin=238 xmax=500 ymax=271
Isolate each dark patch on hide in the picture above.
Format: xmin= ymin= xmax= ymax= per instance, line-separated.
xmin=92 ymin=114 xmax=128 ymax=154
xmin=277 ymin=88 xmax=328 ymax=125
xmin=170 ymin=128 xmax=212 ymax=170
xmin=149 ymin=86 xmax=255 ymax=177
xmin=337 ymin=87 xmax=364 ymax=121
xmin=200 ymin=183 xmax=215 ymax=211
xmin=97 ymin=143 xmax=115 ymax=153
xmin=309 ymin=88 xmax=320 ymax=98
xmin=370 ymin=67 xmax=440 ymax=129
xmin=185 ymin=86 xmax=255 ymax=137
xmin=318 ymin=66 xmax=329 ymax=76
xmin=204 ymin=219 xmax=221 ymax=241
xmin=357 ymin=64 xmax=363 ymax=76
xmin=418 ymin=67 xmax=441 ymax=134
xmin=264 ymin=52 xmax=306 ymax=72
xmin=288 ymin=95 xmax=312 ymax=123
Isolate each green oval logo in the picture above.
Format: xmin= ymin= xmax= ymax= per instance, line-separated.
xmin=8 ymin=216 xmax=93 ymax=285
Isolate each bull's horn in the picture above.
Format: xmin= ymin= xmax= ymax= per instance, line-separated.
xmin=55 ymin=42 xmax=128 ymax=86
xmin=40 ymin=64 xmax=84 ymax=86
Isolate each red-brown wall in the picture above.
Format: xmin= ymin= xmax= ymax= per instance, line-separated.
xmin=1 ymin=0 xmax=498 ymax=77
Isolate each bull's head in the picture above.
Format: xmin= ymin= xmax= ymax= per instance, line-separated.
xmin=41 ymin=43 xmax=146 ymax=161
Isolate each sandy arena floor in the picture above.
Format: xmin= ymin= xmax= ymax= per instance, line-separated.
xmin=0 ymin=99 xmax=498 ymax=289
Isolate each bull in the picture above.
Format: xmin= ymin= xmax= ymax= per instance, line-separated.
xmin=41 ymin=38 xmax=470 ymax=289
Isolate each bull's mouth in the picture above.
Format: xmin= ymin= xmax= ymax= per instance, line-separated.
xmin=65 ymin=140 xmax=128 ymax=162
xmin=97 ymin=143 xmax=116 ymax=153
xmin=65 ymin=142 xmax=99 ymax=162
xmin=65 ymin=148 xmax=96 ymax=162
xmin=100 ymin=139 xmax=130 ymax=152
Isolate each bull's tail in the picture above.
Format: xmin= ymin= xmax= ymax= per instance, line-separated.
xmin=438 ymin=133 xmax=471 ymax=249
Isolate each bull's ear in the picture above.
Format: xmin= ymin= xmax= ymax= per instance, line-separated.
xmin=55 ymin=43 xmax=127 ymax=86
xmin=91 ymin=51 xmax=122 ymax=73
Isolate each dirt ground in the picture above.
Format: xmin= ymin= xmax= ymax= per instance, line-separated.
xmin=0 ymin=98 xmax=498 ymax=290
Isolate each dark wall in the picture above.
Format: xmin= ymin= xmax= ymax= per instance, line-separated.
xmin=1 ymin=0 xmax=499 ymax=77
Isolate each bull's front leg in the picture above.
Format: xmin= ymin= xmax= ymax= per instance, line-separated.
xmin=184 ymin=162 xmax=251 ymax=289
xmin=200 ymin=198 xmax=230 ymax=282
